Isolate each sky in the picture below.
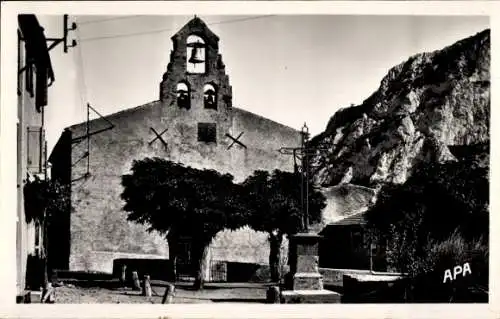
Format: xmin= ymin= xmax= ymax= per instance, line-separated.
xmin=38 ymin=14 xmax=489 ymax=153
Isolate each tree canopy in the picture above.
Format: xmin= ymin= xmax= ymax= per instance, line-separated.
xmin=23 ymin=178 xmax=71 ymax=288
xmin=121 ymin=157 xmax=245 ymax=241
xmin=240 ymin=169 xmax=326 ymax=281
xmin=121 ymin=157 xmax=246 ymax=288
xmin=23 ymin=178 xmax=70 ymax=225
xmin=241 ymin=169 xmax=326 ymax=236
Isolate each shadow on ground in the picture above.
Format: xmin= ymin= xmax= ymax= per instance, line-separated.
xmin=54 ymin=281 xmax=269 ymax=304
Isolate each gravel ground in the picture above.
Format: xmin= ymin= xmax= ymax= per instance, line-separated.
xmin=53 ymin=283 xmax=268 ymax=304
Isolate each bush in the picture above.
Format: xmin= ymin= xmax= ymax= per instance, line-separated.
xmin=404 ymin=231 xmax=489 ymax=302
xmin=366 ymin=157 xmax=488 ymax=278
xmin=427 ymin=231 xmax=488 ymax=286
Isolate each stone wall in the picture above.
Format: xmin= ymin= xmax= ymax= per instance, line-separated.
xmin=63 ymin=100 xmax=300 ymax=273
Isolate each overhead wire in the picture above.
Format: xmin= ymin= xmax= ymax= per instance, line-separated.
xmin=74 ymin=17 xmax=89 ymax=110
xmin=79 ymin=15 xmax=277 ymax=43
xmin=71 ymin=14 xmax=277 ymax=123
xmin=73 ymin=16 xmax=96 ymax=177
xmin=78 ymin=15 xmax=146 ymax=26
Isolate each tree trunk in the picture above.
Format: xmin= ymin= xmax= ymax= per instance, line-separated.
xmin=269 ymin=233 xmax=283 ymax=283
xmin=167 ymin=232 xmax=178 ymax=281
xmin=120 ymin=265 xmax=127 ymax=287
xmin=192 ymin=242 xmax=209 ymax=290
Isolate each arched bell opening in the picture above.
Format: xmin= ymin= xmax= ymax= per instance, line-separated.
xmin=176 ymin=82 xmax=191 ymax=110
xmin=186 ymin=35 xmax=206 ymax=74
xmin=203 ymin=83 xmax=217 ymax=110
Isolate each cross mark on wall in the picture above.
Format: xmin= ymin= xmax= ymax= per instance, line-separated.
xmin=226 ymin=132 xmax=246 ymax=150
xmin=149 ymin=127 xmax=168 ymax=149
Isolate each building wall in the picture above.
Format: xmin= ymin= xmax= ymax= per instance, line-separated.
xmin=17 ymin=28 xmax=46 ymax=293
xmin=51 ymin=18 xmax=302 ymax=274
xmin=64 ymin=102 xmax=300 ymax=273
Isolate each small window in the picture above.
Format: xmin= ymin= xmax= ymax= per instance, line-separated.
xmin=198 ymin=123 xmax=217 ymax=143
xmin=203 ymin=84 xmax=217 ymax=110
xmin=176 ymin=82 xmax=190 ymax=109
xmin=27 ymin=126 xmax=45 ymax=174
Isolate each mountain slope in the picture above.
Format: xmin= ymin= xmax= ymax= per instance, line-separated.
xmin=310 ymin=29 xmax=490 ymax=188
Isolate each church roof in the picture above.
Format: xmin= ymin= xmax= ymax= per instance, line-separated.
xmin=66 ymin=100 xmax=160 ymax=132
xmin=63 ymin=101 xmax=298 ymax=136
xmin=329 ymin=211 xmax=367 ymax=226
xmin=172 ymin=16 xmax=219 ymax=45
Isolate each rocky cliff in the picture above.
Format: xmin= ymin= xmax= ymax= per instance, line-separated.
xmin=310 ymin=29 xmax=490 ymax=189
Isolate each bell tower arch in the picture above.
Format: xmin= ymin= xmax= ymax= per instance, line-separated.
xmin=159 ymin=17 xmax=232 ymax=112
xmin=186 ymin=34 xmax=206 ymax=74
xmin=158 ymin=16 xmax=233 ymax=146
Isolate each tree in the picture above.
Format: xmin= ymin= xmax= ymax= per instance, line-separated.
xmin=241 ymin=169 xmax=326 ymax=282
xmin=121 ymin=158 xmax=245 ymax=289
xmin=23 ymin=178 xmax=70 ymax=288
xmin=364 ymin=156 xmax=489 ymax=299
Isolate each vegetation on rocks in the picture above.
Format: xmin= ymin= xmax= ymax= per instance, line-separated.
xmin=364 ymin=149 xmax=489 ymax=300
xmin=308 ymin=29 xmax=490 ymax=301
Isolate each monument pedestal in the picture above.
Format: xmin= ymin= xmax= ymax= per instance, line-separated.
xmin=281 ymin=233 xmax=341 ymax=303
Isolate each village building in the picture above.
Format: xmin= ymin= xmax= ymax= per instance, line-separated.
xmin=317 ymin=184 xmax=385 ymax=271
xmin=16 ymin=14 xmax=54 ymax=300
xmin=48 ymin=17 xmax=303 ymax=280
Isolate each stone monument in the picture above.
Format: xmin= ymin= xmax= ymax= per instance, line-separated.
xmin=280 ymin=233 xmax=341 ymax=303
xmin=279 ymin=123 xmax=341 ymax=303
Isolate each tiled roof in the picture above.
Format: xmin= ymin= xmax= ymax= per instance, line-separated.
xmin=329 ymin=212 xmax=366 ymax=226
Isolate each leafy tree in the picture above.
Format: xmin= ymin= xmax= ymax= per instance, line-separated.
xmin=365 ymin=156 xmax=489 ymax=283
xmin=121 ymin=158 xmax=245 ymax=289
xmin=23 ymin=178 xmax=70 ymax=287
xmin=241 ymin=169 xmax=326 ymax=282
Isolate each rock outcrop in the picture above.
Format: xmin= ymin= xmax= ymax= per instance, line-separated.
xmin=310 ymin=29 xmax=490 ymax=189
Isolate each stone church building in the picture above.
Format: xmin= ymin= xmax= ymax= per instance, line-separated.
xmin=48 ymin=17 xmax=303 ymax=280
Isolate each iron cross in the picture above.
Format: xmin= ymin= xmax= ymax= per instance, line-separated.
xmin=279 ymin=123 xmax=330 ymax=233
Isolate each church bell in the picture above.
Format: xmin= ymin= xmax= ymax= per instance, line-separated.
xmin=188 ymin=45 xmax=204 ymax=64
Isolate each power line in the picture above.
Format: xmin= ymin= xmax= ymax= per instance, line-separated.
xmin=78 ymin=15 xmax=145 ymax=26
xmin=74 ymin=20 xmax=88 ymax=106
xmin=79 ymin=15 xmax=276 ymax=43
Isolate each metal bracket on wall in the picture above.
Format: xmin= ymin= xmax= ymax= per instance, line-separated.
xmin=149 ymin=127 xmax=168 ymax=150
xmin=226 ymin=132 xmax=246 ymax=150
xmin=71 ymin=103 xmax=115 ymax=180
xmin=18 ymin=15 xmax=77 ymax=76
xmin=72 ymin=104 xmax=115 ymax=143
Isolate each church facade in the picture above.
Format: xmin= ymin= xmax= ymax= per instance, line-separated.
xmin=48 ymin=17 xmax=302 ymax=279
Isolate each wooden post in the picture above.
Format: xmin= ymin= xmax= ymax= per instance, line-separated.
xmin=266 ymin=286 xmax=281 ymax=304
xmin=120 ymin=265 xmax=127 ymax=287
xmin=142 ymin=275 xmax=152 ymax=297
xmin=162 ymin=284 xmax=175 ymax=304
xmin=41 ymin=282 xmax=55 ymax=303
xmin=131 ymin=271 xmax=141 ymax=291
